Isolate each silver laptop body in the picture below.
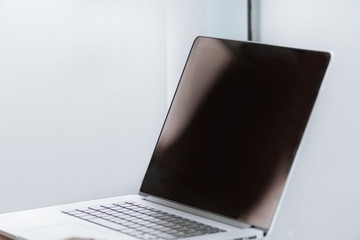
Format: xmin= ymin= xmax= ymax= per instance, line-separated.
xmin=0 ymin=37 xmax=331 ymax=240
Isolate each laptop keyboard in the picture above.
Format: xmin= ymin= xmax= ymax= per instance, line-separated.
xmin=62 ymin=201 xmax=225 ymax=240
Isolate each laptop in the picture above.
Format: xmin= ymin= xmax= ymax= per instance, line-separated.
xmin=0 ymin=37 xmax=331 ymax=240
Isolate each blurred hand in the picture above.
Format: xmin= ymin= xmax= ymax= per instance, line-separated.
xmin=0 ymin=236 xmax=93 ymax=240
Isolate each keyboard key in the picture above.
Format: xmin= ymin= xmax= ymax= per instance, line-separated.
xmin=155 ymin=232 xmax=176 ymax=240
xmin=88 ymin=218 xmax=125 ymax=231
xmin=137 ymin=233 xmax=158 ymax=240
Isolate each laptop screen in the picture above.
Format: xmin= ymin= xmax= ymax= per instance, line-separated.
xmin=140 ymin=37 xmax=330 ymax=229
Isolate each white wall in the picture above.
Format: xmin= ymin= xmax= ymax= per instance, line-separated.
xmin=0 ymin=0 xmax=248 ymax=213
xmin=257 ymin=1 xmax=360 ymax=239
xmin=0 ymin=0 xmax=168 ymax=213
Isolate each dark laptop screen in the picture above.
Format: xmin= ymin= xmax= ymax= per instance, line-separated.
xmin=140 ymin=37 xmax=330 ymax=229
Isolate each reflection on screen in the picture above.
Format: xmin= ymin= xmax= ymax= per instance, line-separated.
xmin=140 ymin=37 xmax=330 ymax=229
